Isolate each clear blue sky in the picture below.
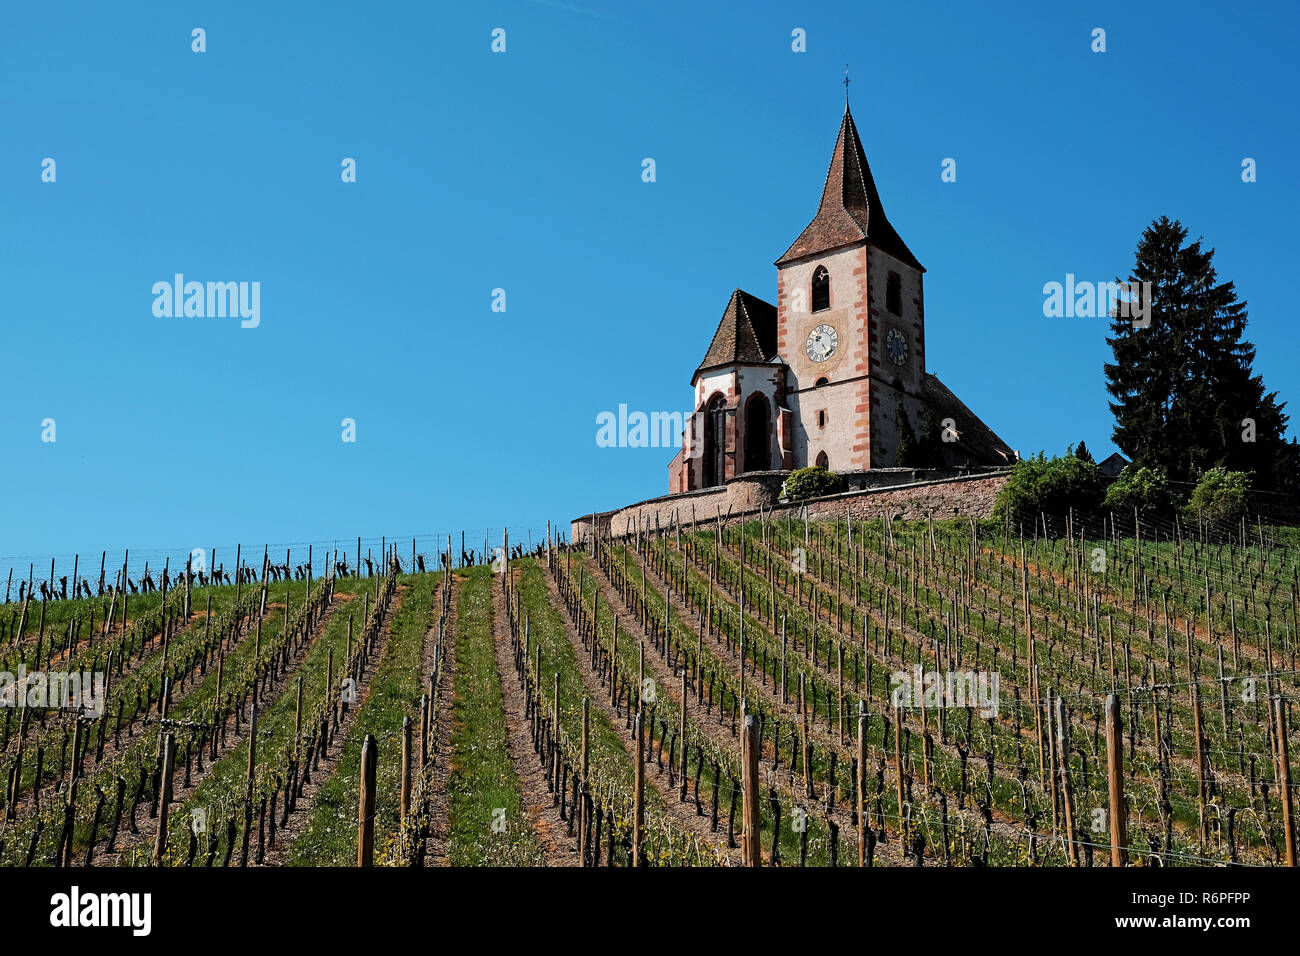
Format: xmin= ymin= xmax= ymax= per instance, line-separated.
xmin=2 ymin=0 xmax=1297 ymax=577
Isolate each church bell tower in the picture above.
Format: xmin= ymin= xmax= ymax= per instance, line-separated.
xmin=773 ymin=99 xmax=926 ymax=471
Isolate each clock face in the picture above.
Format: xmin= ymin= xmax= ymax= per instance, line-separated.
xmin=805 ymin=324 xmax=838 ymax=363
xmin=886 ymin=327 xmax=908 ymax=366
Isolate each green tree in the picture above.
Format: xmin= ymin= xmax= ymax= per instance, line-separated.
xmin=992 ymin=450 xmax=1103 ymax=522
xmin=1104 ymin=217 xmax=1297 ymax=491
xmin=783 ymin=466 xmax=845 ymax=501
xmin=1102 ymin=464 xmax=1174 ymax=515
xmin=1183 ymin=467 xmax=1251 ymax=525
xmin=1073 ymin=441 xmax=1094 ymax=463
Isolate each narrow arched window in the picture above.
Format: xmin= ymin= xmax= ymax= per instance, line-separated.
xmin=811 ymin=266 xmax=830 ymax=312
xmin=815 ymin=451 xmax=829 ymax=470
xmin=704 ymin=394 xmax=727 ymax=487
xmin=743 ymin=394 xmax=770 ymax=472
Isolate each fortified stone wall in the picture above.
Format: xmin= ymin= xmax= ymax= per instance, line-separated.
xmin=571 ymin=469 xmax=1009 ymax=544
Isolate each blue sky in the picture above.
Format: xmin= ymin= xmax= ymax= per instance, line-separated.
xmin=2 ymin=0 xmax=1297 ymax=577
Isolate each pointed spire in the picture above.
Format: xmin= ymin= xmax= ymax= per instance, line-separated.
xmin=776 ymin=103 xmax=923 ymax=270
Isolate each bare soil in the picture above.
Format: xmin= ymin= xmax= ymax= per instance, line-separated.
xmin=488 ymin=572 xmax=581 ymax=866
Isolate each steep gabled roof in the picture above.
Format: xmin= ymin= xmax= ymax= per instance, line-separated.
xmin=693 ymin=289 xmax=779 ymax=380
xmin=776 ymin=104 xmax=923 ymax=271
xmin=1098 ymin=452 xmax=1130 ymax=478
xmin=922 ymin=373 xmax=1015 ymax=466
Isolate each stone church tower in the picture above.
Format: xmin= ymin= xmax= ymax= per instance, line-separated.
xmin=669 ymin=101 xmax=1012 ymax=493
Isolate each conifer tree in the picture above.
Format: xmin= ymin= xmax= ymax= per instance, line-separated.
xmin=1104 ymin=217 xmax=1297 ymax=491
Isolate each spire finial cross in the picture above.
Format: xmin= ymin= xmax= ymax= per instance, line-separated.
xmin=844 ymin=65 xmax=850 ymax=103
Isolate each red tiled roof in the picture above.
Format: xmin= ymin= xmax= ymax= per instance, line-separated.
xmin=693 ymin=288 xmax=779 ymax=380
xmin=776 ymin=104 xmax=923 ymax=271
xmin=922 ymin=373 xmax=1014 ymax=465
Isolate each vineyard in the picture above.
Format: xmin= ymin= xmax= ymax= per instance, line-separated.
xmin=1 ymin=513 xmax=1297 ymax=868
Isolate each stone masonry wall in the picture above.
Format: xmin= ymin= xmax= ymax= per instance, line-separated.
xmin=571 ymin=470 xmax=1008 ymax=544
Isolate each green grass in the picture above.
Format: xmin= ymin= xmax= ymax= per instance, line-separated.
xmin=445 ymin=567 xmax=546 ymax=866
xmin=582 ymin=548 xmax=842 ymax=866
xmin=125 ymin=574 xmax=377 ymax=864
xmin=665 ymin=515 xmax=1300 ymax=864
xmin=0 ymin=577 xmax=317 ymax=866
xmin=0 ymin=585 xmax=167 ymax=663
xmin=289 ymin=572 xmax=440 ymax=865
xmin=514 ymin=560 xmax=641 ymax=796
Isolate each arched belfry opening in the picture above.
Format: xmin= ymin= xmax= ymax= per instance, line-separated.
xmin=811 ymin=265 xmax=830 ymax=312
xmin=703 ymin=393 xmax=727 ymax=487
xmin=743 ymin=394 xmax=770 ymax=472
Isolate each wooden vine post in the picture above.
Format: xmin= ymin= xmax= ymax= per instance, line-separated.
xmin=1105 ymin=694 xmax=1126 ymax=867
xmin=741 ymin=711 xmax=761 ymax=866
xmin=837 ymin=646 xmax=845 ymax=744
xmin=69 ymin=719 xmax=83 ymax=787
xmin=246 ymin=702 xmax=258 ymax=800
xmin=857 ymin=702 xmax=867 ymax=867
xmin=894 ymin=701 xmax=906 ymax=844
xmin=678 ymin=674 xmax=688 ymax=802
xmin=358 ymin=733 xmax=377 ymax=866
xmin=580 ymin=697 xmax=590 ymax=865
xmin=152 ymin=733 xmax=175 ymax=865
xmin=400 ymin=715 xmax=412 ymax=825
xmin=1276 ymin=698 xmax=1296 ymax=867
xmin=1055 ymin=695 xmax=1078 ymax=865
xmin=633 ymin=713 xmax=644 ymax=867
xmin=801 ymin=675 xmax=812 ymax=798
xmin=294 ymin=677 xmax=303 ymax=759
xmin=419 ymin=692 xmax=429 ymax=770
xmin=1191 ymin=683 xmax=1208 ymax=851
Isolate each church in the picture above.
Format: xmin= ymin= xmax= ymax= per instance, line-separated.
xmin=668 ymin=101 xmax=1014 ymax=493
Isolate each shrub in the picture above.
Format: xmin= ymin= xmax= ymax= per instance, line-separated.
xmin=1183 ymin=467 xmax=1251 ymax=525
xmin=992 ymin=451 xmax=1103 ymax=523
xmin=782 ymin=465 xmax=845 ymax=501
xmin=1102 ymin=465 xmax=1174 ymax=515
